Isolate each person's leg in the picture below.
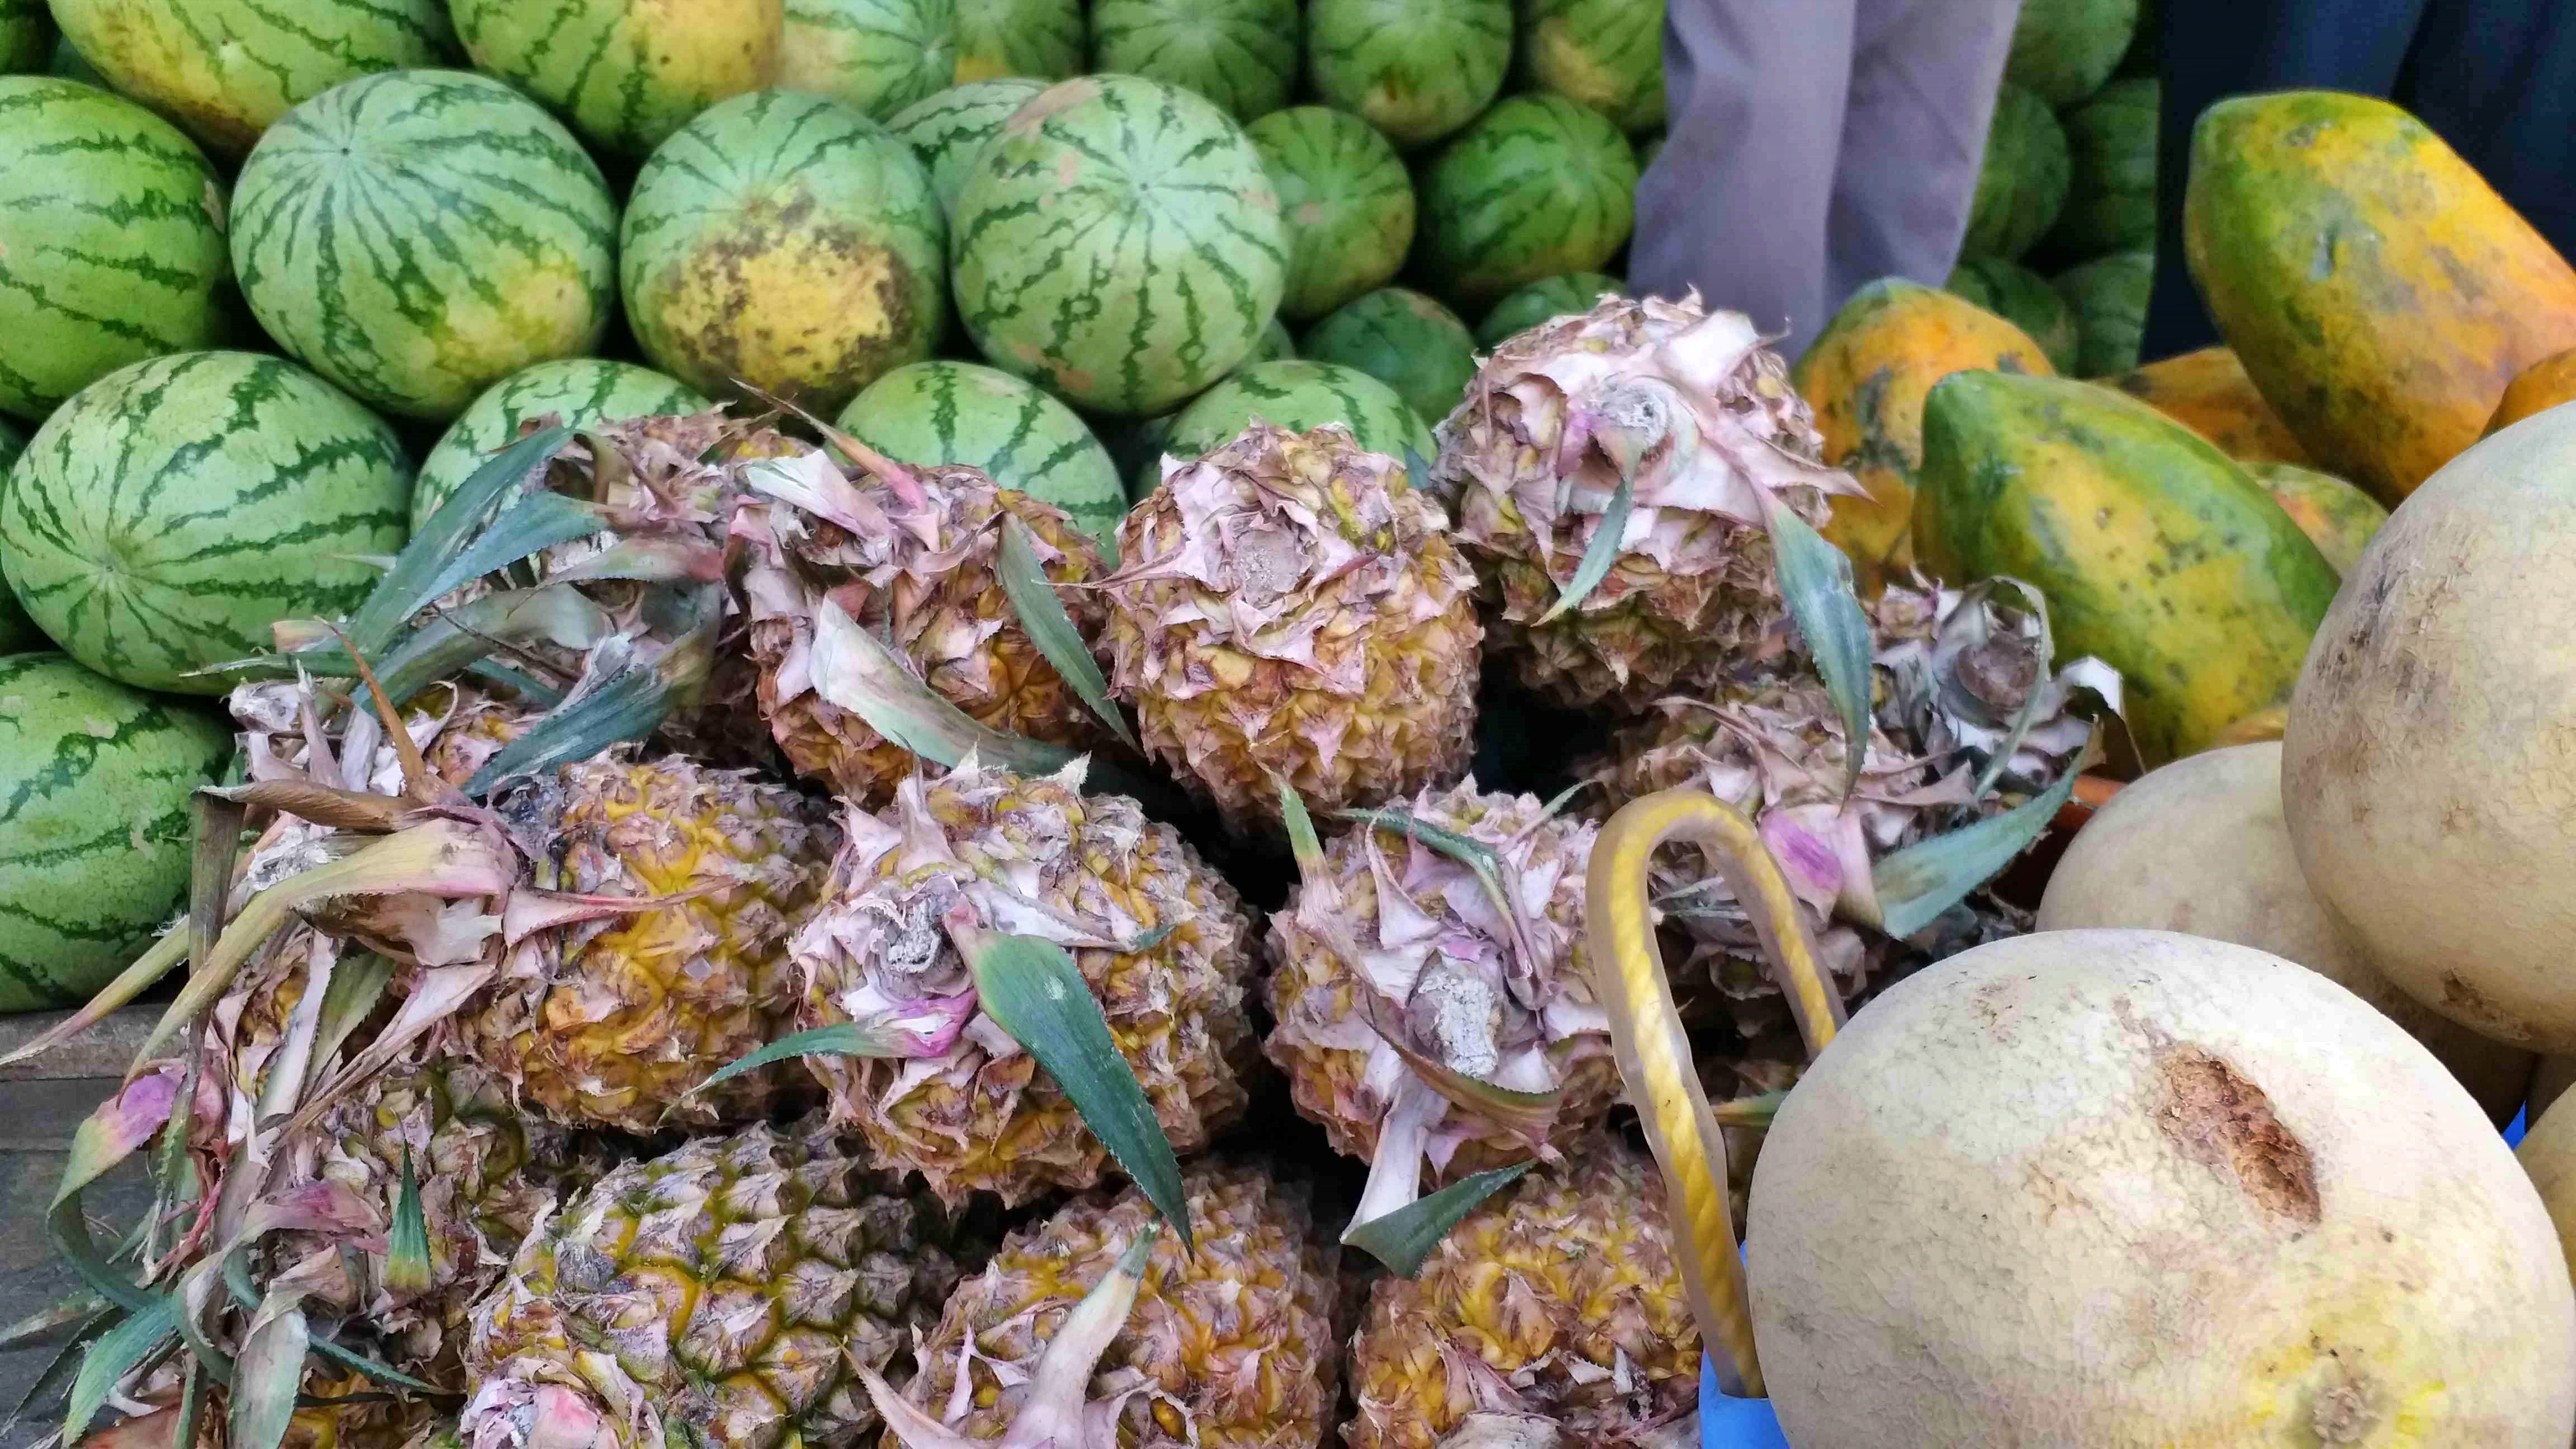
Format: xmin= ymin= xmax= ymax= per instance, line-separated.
xmin=1630 ymin=0 xmax=1858 ymax=353
xmin=2141 ymin=0 xmax=2426 ymax=360
xmin=1819 ymin=0 xmax=2020 ymax=335
xmin=2397 ymin=1 xmax=2576 ymax=259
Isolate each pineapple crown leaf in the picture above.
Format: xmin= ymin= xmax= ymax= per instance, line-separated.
xmin=1867 ymin=733 xmax=2097 ymax=941
xmin=342 ymin=424 xmax=578 ymax=656
xmin=808 ymin=595 xmax=1088 ymax=780
xmin=1342 ymin=1161 xmax=1532 ymax=1277
xmin=385 ymin=1149 xmax=431 ymax=1298
xmin=1530 ymin=437 xmax=1636 ymax=627
xmin=693 ymin=1011 xmax=978 ymax=1098
xmin=62 ymin=1294 xmax=179 ymax=1448
xmin=997 ymin=515 xmax=1137 ymax=751
xmin=731 ymin=376 xmax=931 ymax=506
xmin=228 ymin=1298 xmax=307 ymax=1449
xmin=1274 ymin=774 xmax=1326 ymax=877
xmin=1710 ymin=1091 xmax=1787 ymax=1129
xmin=1762 ymin=498 xmax=1876 ymax=802
xmin=458 ymin=646 xmax=680 ymax=799
xmin=0 ymin=930 xmax=190 ymax=1071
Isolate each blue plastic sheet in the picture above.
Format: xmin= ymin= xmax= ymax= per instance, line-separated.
xmin=1701 ymin=1105 xmax=2535 ymax=1446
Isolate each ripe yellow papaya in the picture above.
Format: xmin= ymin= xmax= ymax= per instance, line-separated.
xmin=2097 ymin=345 xmax=2311 ymax=465
xmin=1913 ymin=371 xmax=2340 ymax=766
xmin=2489 ymin=346 xmax=2576 ymax=435
xmin=2184 ymin=91 xmax=2576 ymax=506
xmin=1792 ymin=278 xmax=2054 ymax=593
xmin=2243 ymin=460 xmax=2386 ymax=576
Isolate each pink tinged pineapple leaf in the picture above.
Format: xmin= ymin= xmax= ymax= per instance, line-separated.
xmin=1763 ymin=497 xmax=1876 ymax=799
xmin=692 ymin=1000 xmax=978 ymax=1096
xmin=807 ymin=595 xmax=1086 ymax=778
xmin=997 ymin=515 xmax=1136 ymax=749
xmin=229 ymin=1295 xmax=309 ymax=1449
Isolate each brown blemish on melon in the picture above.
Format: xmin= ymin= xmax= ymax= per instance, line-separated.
xmin=2154 ymin=1045 xmax=2322 ymax=1224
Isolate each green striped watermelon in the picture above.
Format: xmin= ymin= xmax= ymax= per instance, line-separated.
xmin=0 ymin=0 xmax=51 ymax=73
xmin=0 ymin=78 xmax=230 ymax=423
xmin=2004 ymin=0 xmax=2139 ymax=106
xmin=0 ymin=352 xmax=410 ymax=694
xmin=1248 ymin=106 xmax=1415 ymax=321
xmin=0 ymin=652 xmax=231 ymax=1012
xmin=1250 ymin=317 xmax=1297 ymax=363
xmin=1961 ymin=83 xmax=2069 ymax=262
xmin=1945 ymin=257 xmax=2081 ymax=375
xmin=836 ymin=360 xmax=1126 ymax=556
xmin=50 ymin=0 xmax=452 ymax=157
xmin=2052 ymin=248 xmax=2152 ymax=378
xmin=1419 ymin=95 xmax=1637 ymax=309
xmin=1474 ymin=271 xmax=1625 ymax=346
xmin=1299 ymin=287 xmax=1477 ymax=424
xmin=231 ymin=70 xmax=617 ymax=423
xmin=953 ymin=75 xmax=1286 ymax=417
xmin=1143 ymin=359 xmax=1432 ymax=496
xmin=1306 ymin=0 xmax=1509 ymax=148
xmin=412 ymin=360 xmax=711 ymax=531
xmin=1517 ymin=0 xmax=1666 ymax=132
xmin=623 ymin=88 xmax=947 ymax=415
xmin=952 ymin=0 xmax=1082 ymax=81
xmin=452 ymin=0 xmax=779 ymax=157
xmin=890 ymin=78 xmax=1046 ymax=215
xmin=49 ymin=35 xmax=103 ymax=86
xmin=2044 ymin=76 xmax=2158 ymax=259
xmin=779 ymin=0 xmax=955 ymax=121
xmin=0 ymin=418 xmax=36 ymax=654
xmin=1090 ymin=0 xmax=1300 ymax=123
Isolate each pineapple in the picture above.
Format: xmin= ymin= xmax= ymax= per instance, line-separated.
xmin=283 ymin=1375 xmax=452 ymax=1449
xmin=1262 ymin=782 xmax=1618 ymax=1229
xmin=1432 ymin=292 xmax=1859 ymax=713
xmin=877 ymin=1163 xmax=1340 ymax=1448
xmin=730 ymin=443 xmax=1113 ymax=807
xmin=462 ymin=1117 xmax=988 ymax=1449
xmin=1343 ymin=1135 xmax=1700 ymax=1449
xmin=1098 ymin=422 xmax=1481 ymax=830
xmin=789 ymin=755 xmax=1258 ymax=1206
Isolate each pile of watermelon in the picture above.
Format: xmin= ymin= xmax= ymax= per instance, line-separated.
xmin=1951 ymin=0 xmax=2159 ymax=377
xmin=0 ymin=0 xmax=1668 ymax=1010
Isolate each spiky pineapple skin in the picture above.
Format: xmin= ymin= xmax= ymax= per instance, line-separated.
xmin=1101 ymin=423 xmax=1481 ymax=828
xmin=1262 ymin=783 xmax=1620 ymax=1179
xmin=794 ymin=764 xmax=1258 ymax=1205
xmin=1344 ymin=1138 xmax=1700 ymax=1449
xmin=895 ymin=1164 xmax=1339 ymax=1448
xmin=465 ymin=752 xmax=837 ymax=1133
xmin=465 ymin=1119 xmax=982 ymax=1449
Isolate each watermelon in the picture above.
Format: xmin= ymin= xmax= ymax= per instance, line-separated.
xmin=1144 ymin=359 xmax=1434 ymax=495
xmin=0 ymin=0 xmax=50 ymax=73
xmin=0 ymin=653 xmax=232 ymax=1012
xmin=412 ymin=360 xmax=711 ymax=531
xmin=2053 ymin=248 xmax=2153 ymax=377
xmin=623 ymin=88 xmax=947 ymax=415
xmin=1299 ymin=287 xmax=1478 ymax=425
xmin=1248 ymin=106 xmax=1416 ymax=322
xmin=836 ymin=361 xmax=1126 ymax=556
xmin=2002 ymin=0 xmax=2140 ymax=106
xmin=231 ymin=70 xmax=617 ymax=423
xmin=890 ymin=78 xmax=1046 ymax=215
xmin=451 ymin=0 xmax=778 ymax=157
xmin=1089 ymin=0 xmax=1300 ymax=123
xmin=0 ymin=419 xmax=36 ymax=654
xmin=953 ymin=75 xmax=1286 ymax=416
xmin=1306 ymin=0 xmax=1510 ymax=149
xmin=49 ymin=0 xmax=451 ymax=157
xmin=1961 ymin=83 xmax=2070 ymax=262
xmin=1517 ymin=0 xmax=1666 ymax=132
xmin=1474 ymin=271 xmax=1625 ymax=346
xmin=1418 ymin=95 xmax=1639 ymax=309
xmin=1636 ymin=131 xmax=1663 ymax=172
xmin=1250 ymin=318 xmax=1297 ymax=363
xmin=778 ymin=0 xmax=956 ymax=121
xmin=953 ymin=0 xmax=1083 ymax=82
xmin=1946 ymin=257 xmax=2081 ymax=376
xmin=0 ymin=79 xmax=230 ymax=423
xmin=2119 ymin=0 xmax=2161 ymax=78
xmin=0 ymin=352 xmax=409 ymax=694
xmin=2045 ymin=77 xmax=2159 ymax=260
xmin=49 ymin=35 xmax=103 ymax=86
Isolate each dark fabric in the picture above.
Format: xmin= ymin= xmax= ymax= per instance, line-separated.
xmin=2145 ymin=0 xmax=2576 ymax=361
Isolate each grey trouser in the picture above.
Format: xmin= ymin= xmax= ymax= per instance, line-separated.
xmin=1631 ymin=0 xmax=2024 ymax=358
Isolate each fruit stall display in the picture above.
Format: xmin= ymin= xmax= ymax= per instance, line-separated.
xmin=7 ymin=0 xmax=2576 ymax=1445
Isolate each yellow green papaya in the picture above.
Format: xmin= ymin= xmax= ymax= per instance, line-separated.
xmin=2244 ymin=460 xmax=2387 ymax=576
xmin=1792 ymin=278 xmax=2055 ymax=594
xmin=2185 ymin=91 xmax=2576 ymax=506
xmin=2099 ymin=345 xmax=2312 ymax=465
xmin=1913 ymin=370 xmax=2340 ymax=765
xmin=2488 ymin=345 xmax=2576 ymax=435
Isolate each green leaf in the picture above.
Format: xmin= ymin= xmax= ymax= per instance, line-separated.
xmin=1533 ymin=463 xmax=1633 ymax=626
xmin=374 ymin=588 xmax=610 ymax=702
xmin=695 ymin=1018 xmax=955 ymax=1097
xmin=1401 ymin=446 xmax=1432 ymax=496
xmin=998 ymin=516 xmax=1135 ymax=750
xmin=377 ymin=490 xmax=609 ymax=641
xmin=1343 ymin=1163 xmax=1531 ymax=1278
xmin=345 ymin=426 xmax=573 ymax=654
xmin=228 ymin=1300 xmax=307 ymax=1449
xmin=461 ymin=662 xmax=674 ymax=798
xmin=1711 ymin=1091 xmax=1787 ymax=1129
xmin=63 ymin=1299 xmax=174 ymax=1446
xmin=1274 ymin=774 xmax=1324 ymax=875
xmin=807 ymin=596 xmax=1084 ymax=778
xmin=1871 ymin=753 xmax=2086 ymax=940
xmin=1766 ymin=498 xmax=1876 ymax=799
xmin=956 ymin=928 xmax=1190 ymax=1250
xmin=385 ymin=1151 xmax=430 ymax=1298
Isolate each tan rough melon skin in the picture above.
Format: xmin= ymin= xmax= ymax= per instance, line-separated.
xmin=2517 ymin=1093 xmax=2576 ymax=1290
xmin=2283 ymin=404 xmax=2576 ymax=1050
xmin=2037 ymin=742 xmax=2536 ymax=1122
xmin=1748 ymin=930 xmax=2575 ymax=1447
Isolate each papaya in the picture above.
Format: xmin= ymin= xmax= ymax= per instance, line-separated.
xmin=2244 ymin=460 xmax=2387 ymax=576
xmin=2489 ymin=345 xmax=2576 ymax=434
xmin=2185 ymin=91 xmax=2576 ymax=506
xmin=1792 ymin=278 xmax=2056 ymax=593
xmin=2099 ymin=345 xmax=2312 ymax=465
xmin=1945 ymin=258 xmax=2079 ymax=375
xmin=1913 ymin=371 xmax=2340 ymax=765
